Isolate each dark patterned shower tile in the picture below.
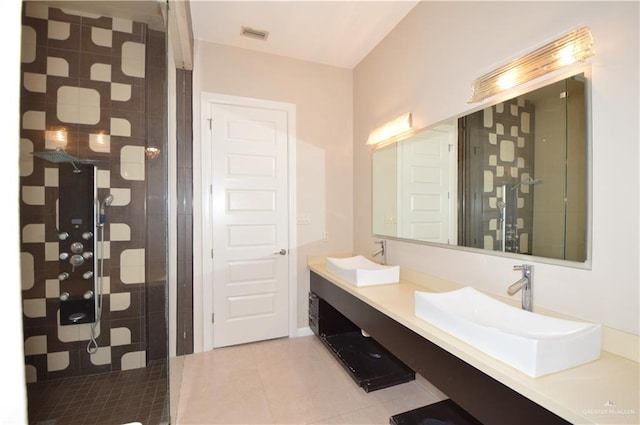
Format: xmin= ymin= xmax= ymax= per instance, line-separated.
xmin=110 ymin=288 xmax=144 ymax=320
xmin=20 ymin=45 xmax=48 ymax=74
xmin=45 ymin=348 xmax=82 ymax=380
xmin=111 ymin=84 xmax=145 ymax=112
xmin=47 ymin=22 xmax=81 ymax=52
xmin=48 ymin=8 xmax=82 ymax=25
xmin=80 ymin=24 xmax=112 ymax=57
xmin=46 ymin=47 xmax=81 ymax=79
xmin=78 ymin=51 xmax=112 ymax=82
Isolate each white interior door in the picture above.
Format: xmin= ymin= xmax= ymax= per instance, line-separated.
xmin=399 ymin=123 xmax=457 ymax=243
xmin=209 ymin=102 xmax=290 ymax=348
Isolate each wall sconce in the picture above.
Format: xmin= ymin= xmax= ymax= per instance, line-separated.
xmin=145 ymin=147 xmax=161 ymax=159
xmin=366 ymin=112 xmax=413 ymax=148
xmin=469 ymin=26 xmax=594 ymax=103
xmin=45 ymin=128 xmax=68 ymax=149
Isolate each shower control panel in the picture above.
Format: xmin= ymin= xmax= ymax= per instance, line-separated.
xmin=58 ymin=163 xmax=97 ymax=325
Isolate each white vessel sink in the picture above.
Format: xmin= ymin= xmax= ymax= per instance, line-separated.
xmin=326 ymin=255 xmax=400 ymax=287
xmin=414 ymin=287 xmax=601 ymax=377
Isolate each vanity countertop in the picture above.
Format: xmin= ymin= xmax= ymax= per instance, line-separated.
xmin=308 ymin=259 xmax=639 ymax=425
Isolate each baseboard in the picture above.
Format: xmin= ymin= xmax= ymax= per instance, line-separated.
xmin=293 ymin=326 xmax=314 ymax=337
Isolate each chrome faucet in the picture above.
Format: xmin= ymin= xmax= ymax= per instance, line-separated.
xmin=372 ymin=240 xmax=386 ymax=265
xmin=507 ymin=264 xmax=533 ymax=311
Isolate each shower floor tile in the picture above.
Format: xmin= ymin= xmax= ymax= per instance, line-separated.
xmin=27 ymin=359 xmax=168 ymax=425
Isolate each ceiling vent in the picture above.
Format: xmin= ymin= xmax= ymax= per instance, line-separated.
xmin=240 ymin=26 xmax=269 ymax=41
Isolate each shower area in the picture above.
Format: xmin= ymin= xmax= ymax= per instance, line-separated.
xmin=458 ymin=74 xmax=586 ymax=261
xmin=19 ymin=2 xmax=170 ymax=424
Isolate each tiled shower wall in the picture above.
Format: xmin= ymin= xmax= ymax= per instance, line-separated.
xmin=19 ymin=4 xmax=167 ymax=382
xmin=462 ymin=98 xmax=536 ymax=254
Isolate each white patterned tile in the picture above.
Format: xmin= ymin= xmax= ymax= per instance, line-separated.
xmin=109 ymin=188 xmax=131 ymax=206
xmin=22 ymin=186 xmax=45 ymax=205
xmin=44 ymin=242 xmax=58 ymax=261
xmin=22 ymin=223 xmax=45 ymax=243
xmin=57 ymin=316 xmax=98 ymax=342
xmin=44 ymin=167 xmax=58 ymax=187
xmin=57 ymin=86 xmax=100 ymax=124
xmin=47 ymin=56 xmax=69 ymax=77
xmin=90 ymin=63 xmax=111 ymax=82
xmin=113 ymin=17 xmax=133 ymax=33
xmin=110 ymin=223 xmax=131 ymax=241
xmin=47 ymin=352 xmax=69 ymax=372
xmin=111 ymin=117 xmax=131 ymax=137
xmin=20 ymin=252 xmax=34 ymax=291
xmin=110 ymin=292 xmax=131 ymax=312
xmin=45 ymin=279 xmax=60 ymax=298
xmin=20 ymin=138 xmax=34 ymax=177
xmin=96 ymin=168 xmax=111 ymax=188
xmin=90 ymin=133 xmax=111 ymax=153
xmin=121 ymin=41 xmax=145 ymax=78
xmin=111 ymin=82 xmax=131 ymax=102
xmin=110 ymin=327 xmax=131 ymax=346
xmin=25 ymin=335 xmax=47 ymax=356
xmin=23 ymin=72 xmax=46 ymax=93
xmin=91 ymin=27 xmax=112 ymax=48
xmin=120 ymin=146 xmax=145 ymax=181
xmin=48 ymin=20 xmax=70 ymax=40
xmin=23 ymin=299 xmax=46 ymax=318
xmin=90 ymin=346 xmax=111 ymax=366
xmin=21 ymin=26 xmax=37 ymax=63
xmin=121 ymin=351 xmax=146 ymax=371
xmin=25 ymin=365 xmax=37 ymax=384
xmin=22 ymin=111 xmax=45 ymax=130
xmin=120 ymin=248 xmax=145 ymax=284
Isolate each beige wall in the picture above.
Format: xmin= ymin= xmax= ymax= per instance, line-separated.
xmin=354 ymin=1 xmax=639 ymax=335
xmin=192 ymin=41 xmax=354 ymax=333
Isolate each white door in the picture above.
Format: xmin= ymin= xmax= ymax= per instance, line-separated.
xmin=399 ymin=123 xmax=457 ymax=243
xmin=209 ymin=102 xmax=290 ymax=348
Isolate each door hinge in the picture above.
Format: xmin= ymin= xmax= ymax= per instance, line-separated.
xmin=211 ymin=313 xmax=215 ymax=323
xmin=183 ymin=331 xmax=187 ymax=339
xmin=211 ymin=249 xmax=214 ymax=259
xmin=207 ymin=118 xmax=212 ymax=130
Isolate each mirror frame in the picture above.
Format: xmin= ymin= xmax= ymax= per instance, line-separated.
xmin=372 ymin=64 xmax=593 ymax=270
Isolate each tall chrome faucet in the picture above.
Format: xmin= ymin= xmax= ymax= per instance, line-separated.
xmin=372 ymin=240 xmax=387 ymax=265
xmin=507 ymin=264 xmax=533 ymax=311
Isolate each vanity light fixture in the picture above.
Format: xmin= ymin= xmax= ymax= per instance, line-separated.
xmin=469 ymin=26 xmax=594 ymax=103
xmin=366 ymin=112 xmax=413 ymax=147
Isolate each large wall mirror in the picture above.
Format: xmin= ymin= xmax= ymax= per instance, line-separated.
xmin=372 ymin=69 xmax=591 ymax=266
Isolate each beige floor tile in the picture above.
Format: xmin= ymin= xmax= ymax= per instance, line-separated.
xmin=176 ymin=335 xmax=443 ymax=425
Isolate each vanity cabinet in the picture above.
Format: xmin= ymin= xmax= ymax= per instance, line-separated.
xmin=308 ymin=290 xmax=415 ymax=392
xmin=310 ymin=271 xmax=570 ymax=425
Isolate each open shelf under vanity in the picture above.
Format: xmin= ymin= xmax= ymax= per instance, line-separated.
xmin=309 ymin=291 xmax=415 ymax=392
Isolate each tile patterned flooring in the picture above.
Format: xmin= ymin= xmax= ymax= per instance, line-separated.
xmin=27 ymin=335 xmax=443 ymax=425
xmin=175 ymin=335 xmax=444 ymax=424
xmin=27 ymin=360 xmax=169 ymax=425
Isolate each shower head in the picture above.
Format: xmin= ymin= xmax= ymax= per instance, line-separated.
xmin=32 ymin=150 xmax=81 ymax=163
xmin=97 ymin=194 xmax=115 ymax=227
xmin=511 ymin=177 xmax=542 ymax=190
xmin=102 ymin=194 xmax=114 ymax=208
xmin=31 ymin=149 xmax=97 ymax=173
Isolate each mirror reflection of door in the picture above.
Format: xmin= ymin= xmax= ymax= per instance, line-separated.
xmin=399 ymin=124 xmax=457 ymax=243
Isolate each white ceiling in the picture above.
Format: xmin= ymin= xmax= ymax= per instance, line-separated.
xmin=188 ymin=0 xmax=420 ymax=69
xmin=27 ymin=0 xmax=420 ymax=69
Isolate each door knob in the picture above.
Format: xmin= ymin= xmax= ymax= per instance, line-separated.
xmin=274 ymin=249 xmax=287 ymax=256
